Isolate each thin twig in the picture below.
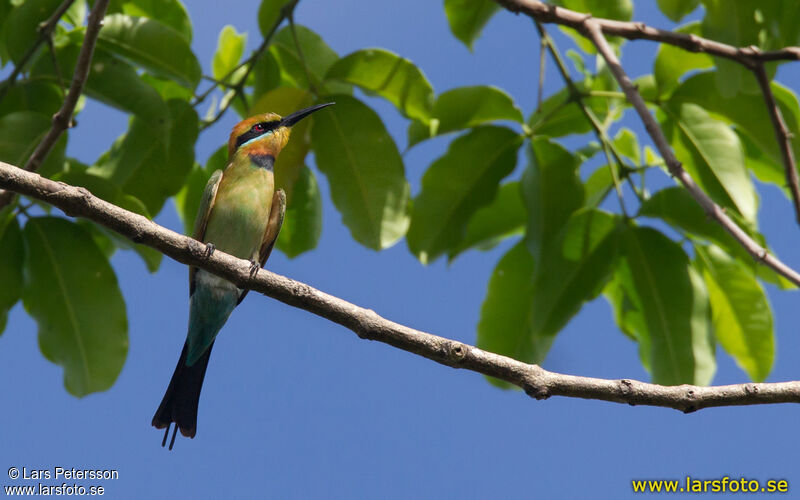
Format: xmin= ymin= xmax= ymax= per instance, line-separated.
xmin=2 ymin=159 xmax=800 ymax=411
xmin=288 ymin=11 xmax=317 ymax=96
xmin=0 ymin=0 xmax=110 ymax=210
xmin=0 ymin=0 xmax=76 ymax=104
xmin=494 ymin=0 xmax=800 ymax=64
xmin=753 ymin=62 xmax=800 ymax=225
xmin=537 ymin=35 xmax=546 ymax=107
xmin=45 ymin=37 xmax=67 ymax=98
xmin=199 ymin=0 xmax=299 ymax=130
xmin=534 ymin=21 xmax=633 ymax=210
xmin=579 ymin=19 xmax=800 ymax=285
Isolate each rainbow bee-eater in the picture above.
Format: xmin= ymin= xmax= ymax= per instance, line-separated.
xmin=152 ymin=102 xmax=335 ymax=449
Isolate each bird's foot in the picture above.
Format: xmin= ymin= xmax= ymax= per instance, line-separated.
xmin=249 ymin=259 xmax=260 ymax=277
xmin=204 ymin=242 xmax=215 ymax=258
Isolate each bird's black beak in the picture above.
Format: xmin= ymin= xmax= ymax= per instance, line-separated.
xmin=280 ymin=102 xmax=335 ymax=127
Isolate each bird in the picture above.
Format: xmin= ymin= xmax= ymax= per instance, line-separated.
xmin=152 ymin=102 xmax=335 ymax=450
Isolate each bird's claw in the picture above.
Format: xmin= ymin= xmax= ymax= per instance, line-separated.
xmin=249 ymin=260 xmax=260 ymax=277
xmin=204 ymin=243 xmax=215 ymax=258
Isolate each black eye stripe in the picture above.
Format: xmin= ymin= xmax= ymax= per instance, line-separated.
xmin=235 ymin=120 xmax=280 ymax=148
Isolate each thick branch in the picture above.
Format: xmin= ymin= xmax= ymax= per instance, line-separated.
xmin=494 ymin=0 xmax=800 ymax=64
xmin=0 ymin=0 xmax=110 ymax=210
xmin=753 ymin=63 xmax=800 ymax=225
xmin=2 ymin=160 xmax=800 ymax=411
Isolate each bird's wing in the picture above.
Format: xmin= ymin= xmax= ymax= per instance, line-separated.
xmin=189 ymin=169 xmax=224 ymax=296
xmin=237 ymin=188 xmax=286 ymax=305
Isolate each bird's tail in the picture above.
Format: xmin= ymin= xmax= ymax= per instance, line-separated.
xmin=151 ymin=341 xmax=214 ymax=450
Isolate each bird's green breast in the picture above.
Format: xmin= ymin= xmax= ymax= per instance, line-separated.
xmin=203 ymin=162 xmax=274 ymax=261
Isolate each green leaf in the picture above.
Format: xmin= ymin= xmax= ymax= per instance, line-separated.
xmin=653 ymin=22 xmax=712 ymax=98
xmin=140 ymin=73 xmax=194 ymax=102
xmin=64 ymin=0 xmax=86 ymax=27
xmin=736 ymin=129 xmax=784 ymax=187
xmin=57 ymin=171 xmax=162 ymax=272
xmin=529 ymin=209 xmax=621 ymax=336
xmin=97 ymin=14 xmax=201 ymax=88
xmin=22 ymin=217 xmax=128 ymax=396
xmin=695 ymin=244 xmax=773 ymax=382
xmin=0 ymin=111 xmax=67 ymax=178
xmin=276 ymin=166 xmax=322 ymax=258
xmin=116 ymin=0 xmax=192 ymax=42
xmin=613 ymin=128 xmax=640 ymax=165
xmin=528 ymin=79 xmax=620 ymax=138
xmin=31 ymin=41 xmax=170 ymax=132
xmin=252 ymin=50 xmax=281 ymax=101
xmin=583 ymin=166 xmax=614 ymax=208
xmin=408 ymin=86 xmax=523 ymax=147
xmin=326 ymin=48 xmax=433 ymax=123
xmin=2 ymin=0 xmax=62 ymax=63
xmin=522 ymin=137 xmax=583 ymax=262
xmin=639 ymin=187 xmax=733 ymax=248
xmin=700 ymin=0 xmax=768 ymax=96
xmin=639 ymin=187 xmax=793 ymax=290
xmin=311 ymin=94 xmax=410 ymax=250
xmin=0 ymin=209 xmax=24 ymax=334
xmin=270 ymin=24 xmax=347 ymax=94
xmin=656 ymin=0 xmax=699 ymax=22
xmin=604 ymin=259 xmax=647 ymax=344
xmin=258 ymin=0 xmax=293 ymax=37
xmin=448 ymin=181 xmax=525 ymax=261
xmin=477 ymin=241 xmax=553 ymax=388
xmin=407 ymin=126 xmax=522 ymax=264
xmin=212 ymin=25 xmax=246 ymax=82
xmin=661 ymin=101 xmax=757 ymax=223
xmin=89 ymin=99 xmax=198 ymax=215
xmin=443 ymin=0 xmax=499 ymax=50
xmin=670 ymin=73 xmax=800 ymax=195
xmin=0 ymin=81 xmax=62 ymax=117
xmin=623 ymin=226 xmax=715 ymax=386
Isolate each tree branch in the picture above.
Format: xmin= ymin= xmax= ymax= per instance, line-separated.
xmin=752 ymin=62 xmax=800 ymax=225
xmin=579 ymin=20 xmax=800 ymax=286
xmin=198 ymin=0 xmax=299 ymax=130
xmin=534 ymin=21 xmax=633 ymax=213
xmin=501 ymin=1 xmax=800 ymax=230
xmin=0 ymin=0 xmax=76 ymax=104
xmin=2 ymin=159 xmax=800 ymax=411
xmin=494 ymin=0 xmax=800 ymax=64
xmin=0 ymin=0 xmax=110 ymax=210
xmin=491 ymin=0 xmax=800 ymax=286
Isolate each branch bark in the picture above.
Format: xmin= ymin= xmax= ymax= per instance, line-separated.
xmin=0 ymin=0 xmax=110 ymax=210
xmin=753 ymin=63 xmax=800 ymax=225
xmin=2 ymin=159 xmax=800 ymax=412
xmin=494 ymin=0 xmax=800 ymax=64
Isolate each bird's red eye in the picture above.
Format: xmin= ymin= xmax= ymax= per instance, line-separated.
xmin=252 ymin=123 xmax=265 ymax=132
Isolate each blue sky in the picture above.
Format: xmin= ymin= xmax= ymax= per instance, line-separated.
xmin=2 ymin=0 xmax=800 ymax=498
